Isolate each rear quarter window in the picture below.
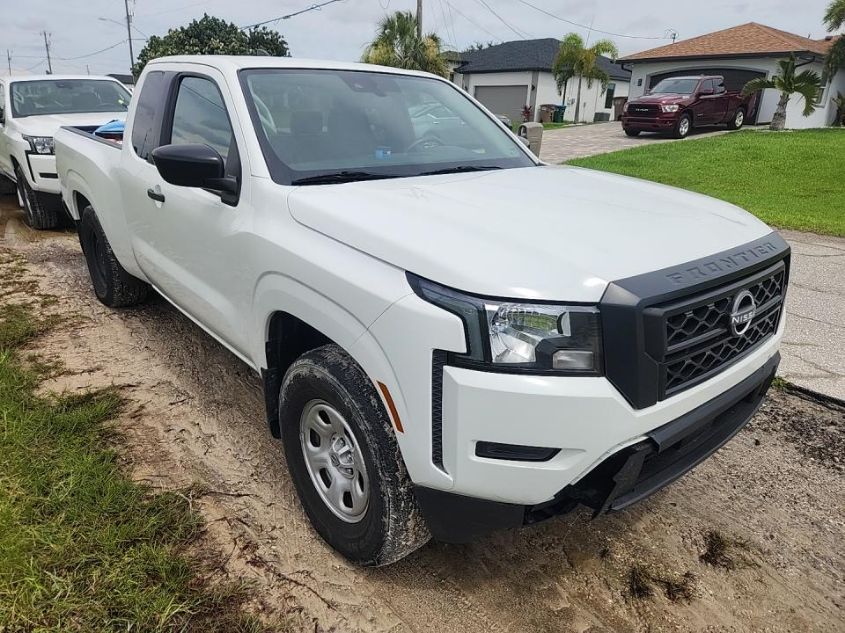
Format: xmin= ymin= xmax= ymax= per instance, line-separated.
xmin=131 ymin=71 xmax=168 ymax=160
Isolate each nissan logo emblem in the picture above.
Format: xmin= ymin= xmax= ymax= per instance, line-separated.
xmin=729 ymin=290 xmax=757 ymax=337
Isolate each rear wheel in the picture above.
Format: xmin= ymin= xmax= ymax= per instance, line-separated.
xmin=280 ymin=344 xmax=430 ymax=566
xmin=624 ymin=128 xmax=641 ymax=137
xmin=674 ymin=114 xmax=692 ymax=139
xmin=727 ymin=107 xmax=745 ymax=130
xmin=15 ymin=166 xmax=61 ymax=230
xmin=79 ymin=206 xmax=150 ymax=307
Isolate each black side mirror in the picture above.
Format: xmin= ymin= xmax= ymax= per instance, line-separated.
xmin=150 ymin=143 xmax=239 ymax=204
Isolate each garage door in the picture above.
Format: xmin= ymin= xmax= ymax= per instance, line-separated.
xmin=474 ymin=85 xmax=528 ymax=126
xmin=647 ymin=68 xmax=766 ymax=122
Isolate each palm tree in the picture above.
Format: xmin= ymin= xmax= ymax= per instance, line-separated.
xmin=824 ymin=0 xmax=845 ymax=76
xmin=742 ymin=54 xmax=822 ymax=131
xmin=552 ymin=33 xmax=619 ymax=123
xmin=362 ymin=11 xmax=448 ymax=77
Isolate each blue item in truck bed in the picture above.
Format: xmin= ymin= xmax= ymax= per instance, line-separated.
xmin=94 ymin=119 xmax=125 ymax=136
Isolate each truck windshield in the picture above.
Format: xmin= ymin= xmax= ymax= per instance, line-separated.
xmin=650 ymin=78 xmax=700 ymax=95
xmin=239 ymin=68 xmax=535 ymax=184
xmin=10 ymin=79 xmax=130 ymax=118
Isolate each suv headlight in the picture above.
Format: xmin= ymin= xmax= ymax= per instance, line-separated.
xmin=660 ymin=104 xmax=680 ymax=113
xmin=23 ymin=135 xmax=54 ymax=155
xmin=409 ymin=275 xmax=603 ymax=375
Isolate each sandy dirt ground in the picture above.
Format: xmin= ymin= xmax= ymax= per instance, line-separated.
xmin=1 ymin=196 xmax=843 ymax=633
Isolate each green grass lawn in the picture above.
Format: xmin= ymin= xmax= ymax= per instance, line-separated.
xmin=0 ymin=254 xmax=278 ymax=632
xmin=568 ymin=129 xmax=845 ymax=237
xmin=542 ymin=122 xmax=573 ymax=130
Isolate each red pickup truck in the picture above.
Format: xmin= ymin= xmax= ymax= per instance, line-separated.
xmin=621 ymin=75 xmax=753 ymax=139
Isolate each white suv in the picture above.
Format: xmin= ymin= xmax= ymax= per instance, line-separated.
xmin=0 ymin=75 xmax=130 ymax=229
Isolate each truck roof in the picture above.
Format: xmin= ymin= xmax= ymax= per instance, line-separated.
xmin=147 ymin=55 xmax=442 ymax=80
xmin=663 ymin=75 xmax=724 ymax=81
xmin=5 ymin=74 xmax=126 ymax=83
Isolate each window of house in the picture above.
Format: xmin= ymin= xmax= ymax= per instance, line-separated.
xmin=604 ymin=82 xmax=616 ymax=109
xmin=169 ymin=76 xmax=234 ymax=163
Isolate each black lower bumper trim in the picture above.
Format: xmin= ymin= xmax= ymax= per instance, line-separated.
xmin=415 ymin=352 xmax=780 ymax=543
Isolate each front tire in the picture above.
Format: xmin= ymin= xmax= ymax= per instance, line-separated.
xmin=624 ymin=128 xmax=641 ymax=137
xmin=674 ymin=114 xmax=692 ymax=139
xmin=78 ymin=206 xmax=150 ymax=307
xmin=727 ymin=107 xmax=745 ymax=130
xmin=15 ymin=166 xmax=61 ymax=230
xmin=280 ymin=344 xmax=430 ymax=566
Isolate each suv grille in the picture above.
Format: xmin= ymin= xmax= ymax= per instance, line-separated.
xmin=657 ymin=264 xmax=785 ymax=398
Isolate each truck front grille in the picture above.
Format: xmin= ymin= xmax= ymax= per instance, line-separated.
xmin=657 ymin=264 xmax=785 ymax=398
xmin=627 ymin=104 xmax=660 ymax=116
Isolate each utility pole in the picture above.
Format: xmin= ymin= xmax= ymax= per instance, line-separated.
xmin=42 ymin=31 xmax=53 ymax=74
xmin=86 ymin=64 xmax=91 ymax=75
xmin=416 ymin=0 xmax=423 ymax=38
xmin=6 ymin=50 xmax=11 ymax=75
xmin=124 ymin=0 xmax=135 ymax=72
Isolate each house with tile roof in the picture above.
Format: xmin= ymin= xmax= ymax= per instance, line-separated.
xmin=451 ymin=38 xmax=631 ymax=125
xmin=620 ymin=23 xmax=843 ymax=128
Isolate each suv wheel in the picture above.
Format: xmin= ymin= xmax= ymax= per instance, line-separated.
xmin=728 ymin=108 xmax=745 ymax=130
xmin=78 ymin=206 xmax=150 ymax=307
xmin=280 ymin=344 xmax=430 ymax=566
xmin=674 ymin=114 xmax=692 ymax=139
xmin=14 ymin=166 xmax=61 ymax=230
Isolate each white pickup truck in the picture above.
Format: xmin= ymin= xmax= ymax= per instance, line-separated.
xmin=0 ymin=74 xmax=130 ymax=229
xmin=55 ymin=56 xmax=789 ymax=566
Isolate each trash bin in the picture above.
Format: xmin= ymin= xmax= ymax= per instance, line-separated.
xmin=553 ymin=105 xmax=566 ymax=123
xmin=539 ymin=104 xmax=556 ymax=123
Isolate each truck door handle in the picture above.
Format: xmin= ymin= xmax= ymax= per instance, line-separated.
xmin=147 ymin=188 xmax=165 ymax=203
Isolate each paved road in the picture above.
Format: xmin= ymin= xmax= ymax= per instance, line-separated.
xmin=778 ymin=230 xmax=845 ymax=400
xmin=539 ymin=120 xmax=731 ymax=163
xmin=1 ymin=195 xmax=841 ymax=400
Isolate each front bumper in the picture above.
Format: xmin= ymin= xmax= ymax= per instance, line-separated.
xmin=416 ymin=351 xmax=779 ymax=543
xmin=24 ymin=153 xmax=60 ymax=194
xmin=622 ymin=113 xmax=678 ymax=132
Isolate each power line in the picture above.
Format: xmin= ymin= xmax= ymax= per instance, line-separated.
xmin=515 ymin=0 xmax=670 ymax=40
xmin=444 ymin=1 xmax=500 ymax=42
xmin=472 ymin=0 xmax=528 ymax=40
xmin=61 ymin=40 xmax=129 ymax=60
xmin=241 ymin=0 xmax=346 ymax=30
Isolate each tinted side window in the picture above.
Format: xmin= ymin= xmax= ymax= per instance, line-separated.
xmin=169 ymin=76 xmax=233 ymax=162
xmin=702 ymin=79 xmax=715 ymax=93
xmin=131 ymin=71 xmax=167 ymax=160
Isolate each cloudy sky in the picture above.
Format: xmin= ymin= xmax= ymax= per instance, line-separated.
xmin=1 ymin=0 xmax=837 ymax=76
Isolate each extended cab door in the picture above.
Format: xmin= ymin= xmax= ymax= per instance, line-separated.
xmin=692 ymin=79 xmax=717 ymax=125
xmin=122 ymin=68 xmax=252 ymax=358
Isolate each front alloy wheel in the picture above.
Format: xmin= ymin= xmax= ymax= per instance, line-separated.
xmin=675 ymin=115 xmax=691 ymax=139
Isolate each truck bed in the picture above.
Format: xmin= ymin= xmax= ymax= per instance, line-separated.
xmin=60 ymin=125 xmax=123 ymax=149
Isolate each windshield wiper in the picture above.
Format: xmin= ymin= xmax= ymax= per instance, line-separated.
xmin=419 ymin=165 xmax=503 ymax=176
xmin=291 ymin=171 xmax=400 ymax=186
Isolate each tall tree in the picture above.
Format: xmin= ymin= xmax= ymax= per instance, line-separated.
xmin=132 ymin=14 xmax=289 ymax=77
xmin=552 ymin=33 xmax=618 ymax=123
xmin=361 ymin=11 xmax=448 ymax=77
xmin=824 ymin=0 xmax=845 ymax=76
xmin=742 ymin=54 xmax=822 ymax=130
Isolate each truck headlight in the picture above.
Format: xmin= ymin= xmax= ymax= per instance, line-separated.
xmin=409 ymin=275 xmax=603 ymax=375
xmin=660 ymin=104 xmax=680 ymax=113
xmin=23 ymin=135 xmax=54 ymax=155
xmin=622 ymin=102 xmax=629 ymax=113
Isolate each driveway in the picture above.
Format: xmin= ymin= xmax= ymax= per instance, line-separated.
xmin=539 ymin=120 xmax=731 ymax=163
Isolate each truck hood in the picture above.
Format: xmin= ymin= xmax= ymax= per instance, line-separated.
xmin=13 ymin=111 xmax=126 ymax=136
xmin=288 ymin=166 xmax=773 ymax=302
xmin=630 ymin=93 xmax=691 ymax=105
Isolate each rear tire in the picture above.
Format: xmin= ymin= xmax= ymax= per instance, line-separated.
xmin=727 ymin=107 xmax=745 ymax=130
xmin=280 ymin=344 xmax=430 ymax=566
xmin=624 ymin=128 xmax=641 ymax=137
xmin=78 ymin=206 xmax=150 ymax=307
xmin=674 ymin=114 xmax=692 ymax=139
xmin=15 ymin=166 xmax=61 ymax=230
